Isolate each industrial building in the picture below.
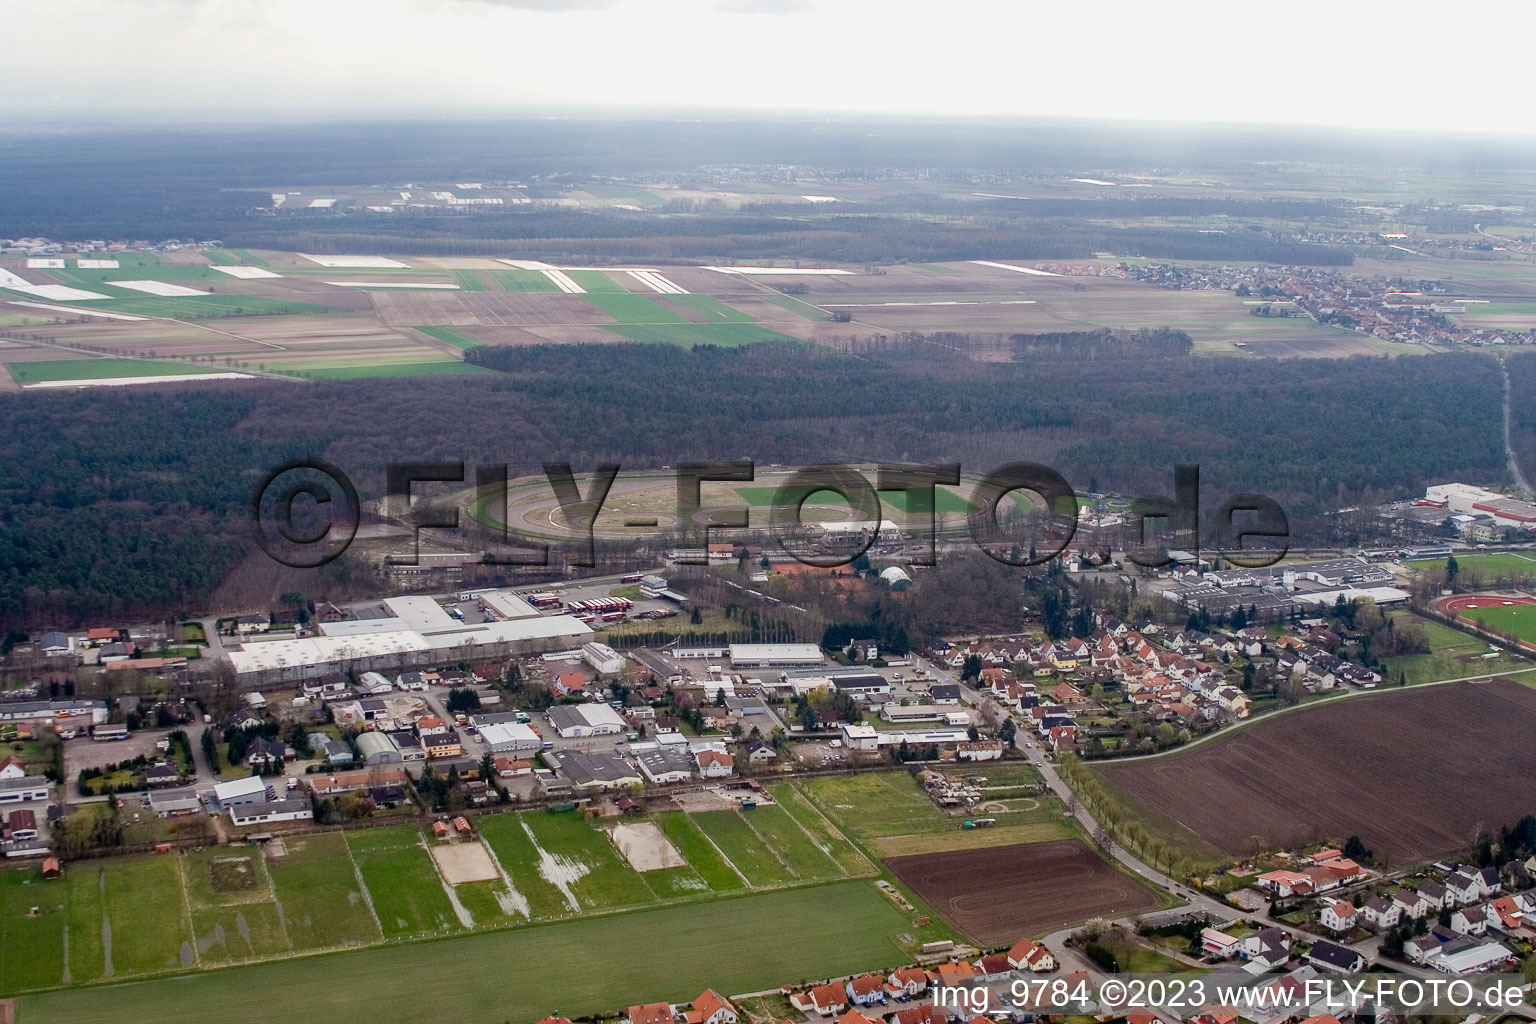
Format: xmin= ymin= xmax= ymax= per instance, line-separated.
xmin=728 ymin=643 xmax=824 ymax=668
xmin=479 ymin=721 xmax=542 ymax=753
xmin=546 ymin=703 xmax=626 ymax=738
xmin=1426 ymin=484 xmax=1536 ymax=527
xmin=582 ymin=641 xmax=625 ymax=675
xmin=225 ymin=614 xmax=594 ymax=681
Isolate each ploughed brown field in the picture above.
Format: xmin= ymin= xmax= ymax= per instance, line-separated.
xmin=1098 ymin=678 xmax=1536 ymax=863
xmin=885 ymin=839 xmax=1158 ymax=944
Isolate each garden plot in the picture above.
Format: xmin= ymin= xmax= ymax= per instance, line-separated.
xmin=609 ymin=821 xmax=687 ymax=871
xmin=111 ymin=281 xmax=212 ymax=297
xmin=211 ymin=266 xmax=281 ymax=279
xmin=298 ymin=254 xmax=409 ymax=268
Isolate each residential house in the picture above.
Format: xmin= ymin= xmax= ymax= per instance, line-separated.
xmin=422 ymin=729 xmax=463 ymax=759
xmin=1306 ymin=939 xmax=1365 ymax=973
xmin=886 ymin=967 xmax=930 ymax=997
xmin=1006 ymin=938 xmax=1056 ymax=972
xmin=845 ymin=974 xmax=888 ymax=1007
xmin=628 ymin=1003 xmax=674 ymax=1024
xmin=1393 ymin=888 xmax=1430 ymax=920
xmin=791 ymin=983 xmax=848 ymax=1017
xmin=1320 ymin=899 xmax=1357 ymax=934
xmin=744 ymin=739 xmax=778 ymax=765
xmin=1450 ymin=905 xmax=1489 ymax=936
xmin=1361 ymin=895 xmax=1400 ymax=929
xmin=555 ymin=672 xmax=587 ymax=697
xmin=682 ymin=991 xmax=736 ymax=1024
xmin=1200 ymin=926 xmax=1242 ymax=958
xmin=695 ymin=749 xmax=735 ymax=778
xmin=1239 ymin=927 xmax=1291 ymax=969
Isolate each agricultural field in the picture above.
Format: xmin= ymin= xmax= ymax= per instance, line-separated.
xmin=1097 ymin=678 xmax=1536 ymax=864
xmin=19 ymin=882 xmax=917 ymax=1024
xmin=2 ymin=358 xmax=225 ymax=384
xmin=886 ymin=840 xmax=1161 ymax=945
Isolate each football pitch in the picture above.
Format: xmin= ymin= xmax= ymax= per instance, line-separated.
xmin=1457 ymin=602 xmax=1536 ymax=644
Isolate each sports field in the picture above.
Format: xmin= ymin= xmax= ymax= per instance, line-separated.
xmin=1407 ymin=552 xmax=1536 ymax=578
xmin=1456 ymin=602 xmax=1536 ymax=644
xmin=18 ymin=882 xmax=914 ymax=1024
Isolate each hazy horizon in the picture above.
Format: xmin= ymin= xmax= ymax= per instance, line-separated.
xmin=8 ymin=0 xmax=1536 ymax=137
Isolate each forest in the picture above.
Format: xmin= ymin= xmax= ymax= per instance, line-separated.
xmin=0 ymin=343 xmax=1514 ymax=629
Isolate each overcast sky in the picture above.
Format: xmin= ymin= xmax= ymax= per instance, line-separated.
xmin=7 ymin=0 xmax=1534 ymax=135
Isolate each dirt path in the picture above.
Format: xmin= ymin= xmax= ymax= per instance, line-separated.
xmin=1504 ymin=362 xmax=1534 ymax=499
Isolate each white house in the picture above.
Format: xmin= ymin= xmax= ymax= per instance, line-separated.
xmin=1361 ymin=895 xmax=1401 ymax=929
xmin=1320 ymin=899 xmax=1358 ymax=933
xmin=694 ymin=749 xmax=735 ymax=778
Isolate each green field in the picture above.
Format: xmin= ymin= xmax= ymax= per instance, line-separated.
xmin=734 ymin=485 xmax=974 ymax=514
xmin=345 ymin=827 xmax=460 ymax=937
xmin=414 ymin=325 xmax=488 ymax=350
xmin=1457 ymin=603 xmax=1536 ymax=644
xmin=768 ymin=786 xmax=875 ymax=876
xmin=795 ymin=772 xmax=953 ymax=839
xmin=266 ymin=832 xmax=382 ymax=950
xmin=520 ymin=811 xmax=652 ymax=910
xmin=655 ymin=812 xmax=746 ymax=891
xmin=3 ymin=358 xmax=219 ymax=384
xmin=566 ymin=270 xmax=630 ymax=292
xmin=666 ymin=295 xmax=755 ymax=322
xmin=452 ymin=269 xmax=488 ymax=291
xmin=485 ymin=268 xmax=560 ymax=292
xmin=203 ymin=249 xmax=241 ymax=265
xmin=69 ymin=294 xmax=345 ymax=318
xmin=1407 ymin=553 xmax=1536 ymax=578
xmin=300 ymin=360 xmax=492 ymax=380
xmin=1381 ymin=611 xmax=1527 ymax=683
xmin=740 ymin=805 xmax=841 ymax=880
xmin=691 ymin=811 xmax=795 ymax=887
xmin=583 ymin=292 xmax=691 ymax=323
xmin=476 ymin=813 xmax=580 ymax=919
xmin=0 ymin=868 xmax=66 ymax=992
xmin=19 ymin=882 xmax=916 ymax=1024
xmin=47 ymin=267 xmax=226 ymax=286
xmin=603 ymin=323 xmax=805 ymax=346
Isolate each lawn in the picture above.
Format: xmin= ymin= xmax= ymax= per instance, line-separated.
xmin=189 ymin=902 xmax=290 ymax=965
xmin=3 ymin=358 xmax=219 ymax=384
xmin=1458 ymin=603 xmax=1536 ymax=645
xmin=415 ymin=325 xmax=488 ymax=350
xmin=520 ymin=810 xmax=654 ymax=910
xmin=486 ymin=268 xmax=560 ymax=292
xmin=345 ymin=829 xmax=461 ymax=937
xmin=640 ymin=865 xmax=712 ymax=899
xmin=691 ymin=810 xmax=795 ymax=887
xmin=476 ymin=813 xmax=583 ymax=919
xmin=19 ymin=882 xmax=916 ymax=1024
xmin=655 ymin=811 xmax=746 ymax=891
xmin=0 ymin=868 xmax=66 ymax=993
xmin=299 ymin=360 xmax=492 ymax=380
xmin=265 ymin=832 xmax=382 ymax=950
